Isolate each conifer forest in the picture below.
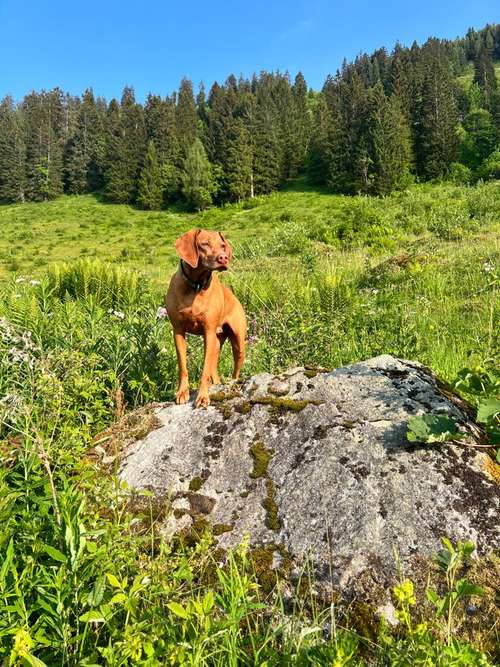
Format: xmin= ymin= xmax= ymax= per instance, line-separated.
xmin=1 ymin=24 xmax=499 ymax=210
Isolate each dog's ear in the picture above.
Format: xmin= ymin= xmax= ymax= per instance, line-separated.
xmin=175 ymin=229 xmax=200 ymax=268
xmin=219 ymin=232 xmax=233 ymax=262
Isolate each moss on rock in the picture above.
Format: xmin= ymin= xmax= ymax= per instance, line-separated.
xmin=263 ymin=479 xmax=281 ymax=531
xmin=249 ymin=440 xmax=275 ymax=479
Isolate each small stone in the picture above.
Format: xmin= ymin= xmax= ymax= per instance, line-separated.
xmin=268 ymin=378 xmax=290 ymax=396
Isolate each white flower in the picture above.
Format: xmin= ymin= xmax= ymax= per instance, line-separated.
xmin=156 ymin=306 xmax=168 ymax=319
xmin=29 ymin=279 xmax=41 ymax=286
xmin=15 ymin=277 xmax=25 ymax=283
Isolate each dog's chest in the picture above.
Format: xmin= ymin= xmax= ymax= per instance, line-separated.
xmin=177 ymin=305 xmax=208 ymax=334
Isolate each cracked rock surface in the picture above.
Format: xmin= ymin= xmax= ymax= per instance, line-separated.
xmin=118 ymin=355 xmax=499 ymax=596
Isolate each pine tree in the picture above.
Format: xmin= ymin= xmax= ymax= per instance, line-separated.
xmin=287 ymin=72 xmax=309 ymax=178
xmin=473 ymin=45 xmax=498 ymax=111
xmin=366 ymin=84 xmax=412 ymax=194
xmin=22 ymin=89 xmax=65 ymax=200
xmin=104 ymin=99 xmax=130 ymax=202
xmin=415 ymin=44 xmax=459 ymax=179
xmin=223 ymin=117 xmax=252 ymax=201
xmin=145 ymin=93 xmax=180 ymax=202
xmin=252 ymin=85 xmax=280 ymax=195
xmin=176 ymin=78 xmax=197 ymax=159
xmin=137 ymin=141 xmax=164 ymax=209
xmin=0 ymin=96 xmax=25 ymax=202
xmin=326 ymin=74 xmax=368 ymax=193
xmin=181 ymin=138 xmax=215 ymax=210
xmin=104 ymin=88 xmax=145 ymax=203
xmin=307 ymin=95 xmax=329 ymax=185
xmin=64 ymin=89 xmax=106 ymax=194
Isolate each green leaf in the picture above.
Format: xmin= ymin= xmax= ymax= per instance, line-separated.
xmin=109 ymin=593 xmax=128 ymax=605
xmin=79 ymin=610 xmax=105 ymax=623
xmin=167 ymin=601 xmax=189 ymax=619
xmin=455 ymin=579 xmax=484 ymax=597
xmin=105 ymin=573 xmax=121 ymax=589
xmin=477 ymin=398 xmax=500 ymax=425
xmin=42 ymin=545 xmax=67 ymax=563
xmin=425 ymin=588 xmax=440 ymax=605
xmin=87 ymin=576 xmax=106 ymax=607
xmin=407 ymin=414 xmax=462 ymax=444
xmin=20 ymin=653 xmax=48 ymax=667
xmin=202 ymin=590 xmax=215 ymax=614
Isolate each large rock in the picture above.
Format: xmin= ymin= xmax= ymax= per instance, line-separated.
xmin=117 ymin=355 xmax=499 ymax=598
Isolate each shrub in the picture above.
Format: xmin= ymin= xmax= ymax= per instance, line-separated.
xmin=427 ymin=203 xmax=477 ymax=240
xmin=477 ymin=147 xmax=500 ymax=181
xmin=449 ymin=162 xmax=472 ymax=185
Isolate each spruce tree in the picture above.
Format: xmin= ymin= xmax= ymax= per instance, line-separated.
xmin=22 ymin=89 xmax=65 ymax=200
xmin=176 ymin=78 xmax=197 ymax=159
xmin=104 ymin=99 xmax=130 ymax=202
xmin=307 ymin=95 xmax=330 ymax=185
xmin=473 ymin=45 xmax=498 ymax=111
xmin=104 ymin=88 xmax=145 ymax=203
xmin=0 ymin=96 xmax=26 ymax=202
xmin=326 ymin=74 xmax=368 ymax=193
xmin=64 ymin=89 xmax=106 ymax=194
xmin=181 ymin=138 xmax=215 ymax=210
xmin=252 ymin=85 xmax=280 ymax=195
xmin=287 ymin=72 xmax=309 ymax=178
xmin=137 ymin=140 xmax=164 ymax=209
xmin=415 ymin=44 xmax=459 ymax=179
xmin=144 ymin=93 xmax=180 ymax=202
xmin=223 ymin=117 xmax=252 ymax=201
xmin=366 ymin=84 xmax=412 ymax=194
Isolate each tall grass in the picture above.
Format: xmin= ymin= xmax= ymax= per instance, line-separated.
xmin=0 ymin=181 xmax=498 ymax=664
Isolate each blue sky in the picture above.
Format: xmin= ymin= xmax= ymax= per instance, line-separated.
xmin=0 ymin=0 xmax=497 ymax=101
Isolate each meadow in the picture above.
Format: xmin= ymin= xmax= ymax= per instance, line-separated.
xmin=0 ymin=179 xmax=499 ymax=665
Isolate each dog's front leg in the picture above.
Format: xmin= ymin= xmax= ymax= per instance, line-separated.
xmin=196 ymin=330 xmax=219 ymax=408
xmin=174 ymin=330 xmax=189 ymax=404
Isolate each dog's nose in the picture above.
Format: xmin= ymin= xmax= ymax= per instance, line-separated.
xmin=217 ymin=253 xmax=229 ymax=266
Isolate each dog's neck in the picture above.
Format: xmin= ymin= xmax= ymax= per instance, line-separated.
xmin=179 ymin=260 xmax=213 ymax=292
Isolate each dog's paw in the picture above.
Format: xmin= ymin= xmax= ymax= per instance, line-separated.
xmin=195 ymin=391 xmax=210 ymax=409
xmin=175 ymin=387 xmax=190 ymax=404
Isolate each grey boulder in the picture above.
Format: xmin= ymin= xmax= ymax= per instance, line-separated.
xmin=117 ymin=355 xmax=499 ymax=597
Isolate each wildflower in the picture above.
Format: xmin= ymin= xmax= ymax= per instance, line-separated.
xmin=15 ymin=277 xmax=25 ymax=284
xmin=248 ymin=316 xmax=259 ymax=345
xmin=109 ymin=310 xmax=125 ymax=320
xmin=29 ymin=279 xmax=41 ymax=286
xmin=156 ymin=306 xmax=169 ymax=319
xmin=482 ymin=262 xmax=494 ymax=273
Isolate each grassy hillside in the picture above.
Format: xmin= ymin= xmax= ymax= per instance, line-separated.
xmin=0 ymin=179 xmax=498 ymax=381
xmin=0 ymin=180 xmax=499 ymax=665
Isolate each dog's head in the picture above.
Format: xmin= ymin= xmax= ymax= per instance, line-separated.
xmin=175 ymin=229 xmax=233 ymax=271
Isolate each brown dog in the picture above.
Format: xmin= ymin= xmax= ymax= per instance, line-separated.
xmin=165 ymin=229 xmax=247 ymax=408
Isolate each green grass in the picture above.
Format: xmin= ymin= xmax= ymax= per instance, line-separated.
xmin=0 ymin=180 xmax=499 ymax=665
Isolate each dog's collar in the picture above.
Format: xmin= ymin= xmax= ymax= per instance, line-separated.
xmin=179 ymin=260 xmax=213 ymax=292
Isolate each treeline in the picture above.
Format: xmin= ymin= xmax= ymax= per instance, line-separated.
xmin=0 ymin=23 xmax=499 ymax=209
